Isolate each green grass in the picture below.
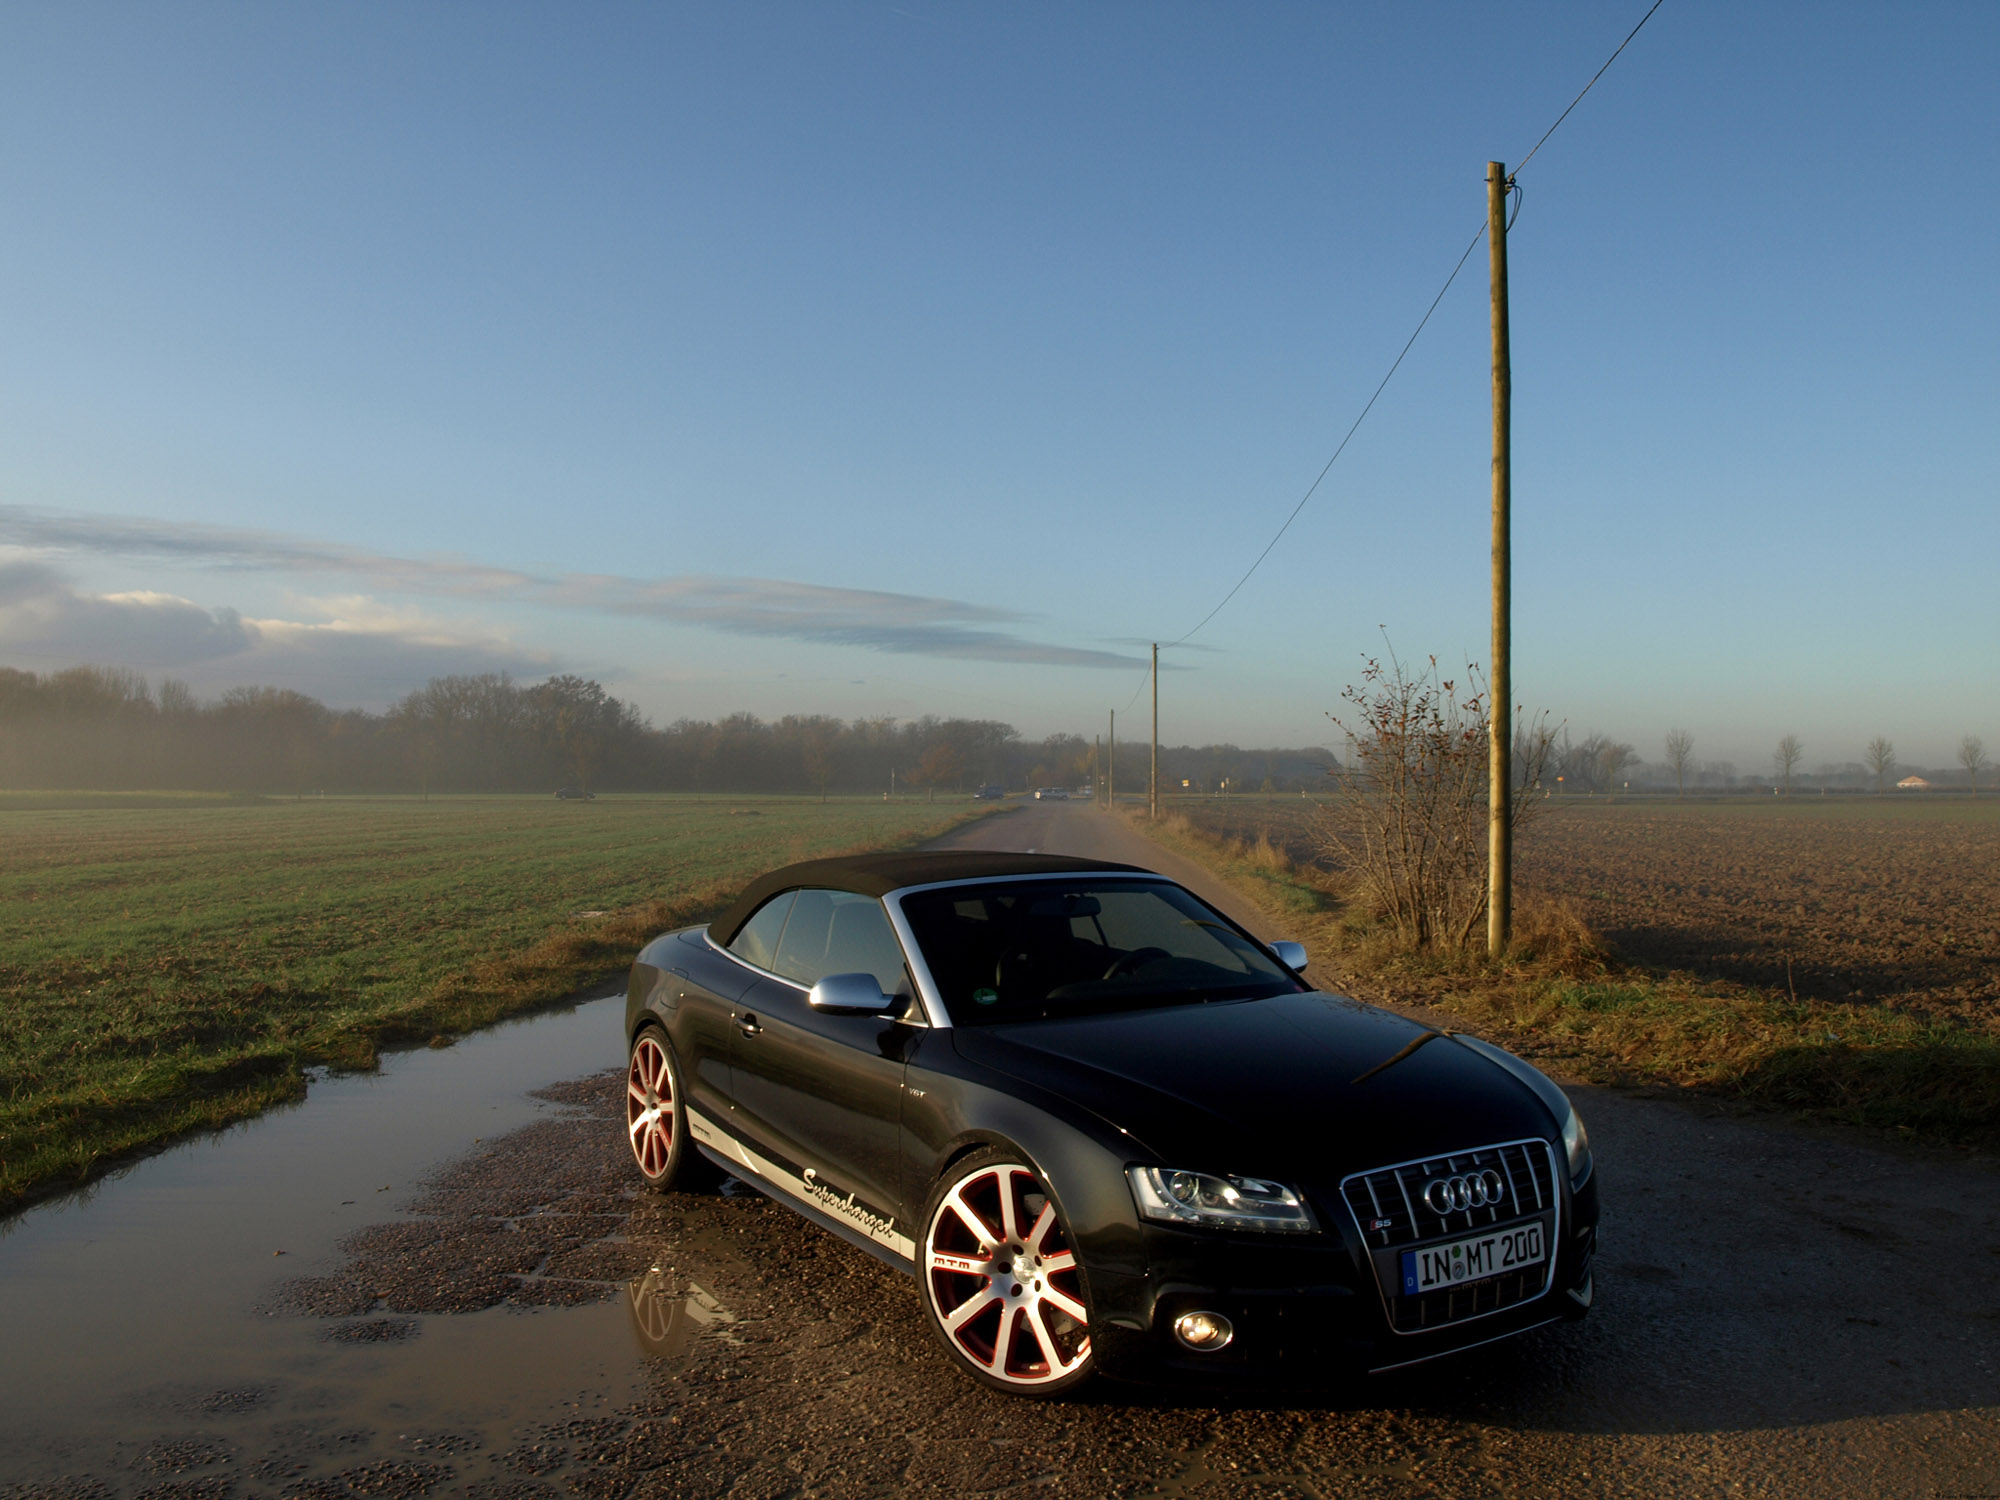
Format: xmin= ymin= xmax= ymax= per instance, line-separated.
xmin=0 ymin=793 xmax=991 ymax=1210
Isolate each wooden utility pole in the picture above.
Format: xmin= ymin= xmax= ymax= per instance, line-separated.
xmin=1094 ymin=734 xmax=1101 ymax=802
xmin=1149 ymin=643 xmax=1159 ymax=820
xmin=1107 ymin=709 xmax=1115 ymax=807
xmin=1487 ymin=160 xmax=1513 ymax=957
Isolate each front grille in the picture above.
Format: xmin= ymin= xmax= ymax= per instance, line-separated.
xmin=1388 ymin=1263 xmax=1544 ymax=1332
xmin=1341 ymin=1139 xmax=1554 ymax=1247
xmin=1339 ymin=1139 xmax=1560 ymax=1335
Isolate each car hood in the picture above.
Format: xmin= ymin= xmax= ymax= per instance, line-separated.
xmin=949 ymin=992 xmax=1559 ymax=1187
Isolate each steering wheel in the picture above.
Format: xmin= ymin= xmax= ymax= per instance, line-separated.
xmin=1102 ymin=946 xmax=1170 ymax=980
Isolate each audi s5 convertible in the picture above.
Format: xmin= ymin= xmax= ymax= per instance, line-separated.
xmin=622 ymin=851 xmax=1598 ymax=1396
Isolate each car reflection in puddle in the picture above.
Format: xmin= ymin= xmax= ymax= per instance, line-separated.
xmin=626 ymin=1268 xmax=740 ymax=1360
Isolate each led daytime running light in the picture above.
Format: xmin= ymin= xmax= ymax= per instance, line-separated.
xmin=1128 ymin=1166 xmax=1317 ymax=1234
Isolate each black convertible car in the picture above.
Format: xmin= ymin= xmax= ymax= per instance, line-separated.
xmin=623 ymin=851 xmax=1597 ymax=1396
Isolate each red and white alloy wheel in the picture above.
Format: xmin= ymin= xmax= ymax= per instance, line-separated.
xmin=626 ymin=1031 xmax=676 ymax=1183
xmin=922 ymin=1158 xmax=1092 ymax=1392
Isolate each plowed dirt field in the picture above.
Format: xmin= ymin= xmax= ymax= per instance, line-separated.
xmin=1173 ymin=796 xmax=2000 ymax=1030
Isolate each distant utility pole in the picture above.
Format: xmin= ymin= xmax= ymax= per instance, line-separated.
xmin=1094 ymin=733 xmax=1101 ymax=801
xmin=1150 ymin=642 xmax=1159 ymax=821
xmin=1107 ymin=709 xmax=1115 ymax=807
xmin=1487 ymin=159 xmax=1513 ymax=957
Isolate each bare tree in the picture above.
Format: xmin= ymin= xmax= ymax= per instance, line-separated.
xmin=1598 ymin=740 xmax=1637 ymax=798
xmin=1552 ymin=730 xmax=1612 ymax=793
xmin=801 ymin=727 xmax=834 ymax=803
xmin=1961 ymin=735 xmax=1990 ymax=796
xmin=1864 ymin=736 xmax=1896 ymax=795
xmin=1663 ymin=729 xmax=1695 ymax=798
xmin=1773 ymin=734 xmax=1804 ymax=796
xmin=910 ymin=740 xmax=967 ymax=802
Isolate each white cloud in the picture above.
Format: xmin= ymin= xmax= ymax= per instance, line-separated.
xmin=0 ymin=559 xmax=554 ymax=706
xmin=0 ymin=559 xmax=254 ymax=664
xmin=0 ymin=504 xmax=1150 ymax=670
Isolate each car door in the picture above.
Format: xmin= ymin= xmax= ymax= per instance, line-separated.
xmin=650 ymin=928 xmax=757 ymax=1130
xmin=729 ymin=889 xmax=917 ymax=1246
xmin=662 ymin=892 xmax=796 ymax=1138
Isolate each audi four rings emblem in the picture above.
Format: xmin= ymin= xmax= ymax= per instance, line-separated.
xmin=1422 ymin=1169 xmax=1507 ymax=1215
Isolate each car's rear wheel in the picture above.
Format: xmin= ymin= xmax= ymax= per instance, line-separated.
xmin=919 ymin=1147 xmax=1094 ymax=1396
xmin=625 ymin=1025 xmax=710 ymax=1190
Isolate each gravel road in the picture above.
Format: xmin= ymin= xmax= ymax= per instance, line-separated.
xmin=10 ymin=800 xmax=1997 ymax=1499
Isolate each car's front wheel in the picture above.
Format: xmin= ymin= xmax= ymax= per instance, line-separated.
xmin=625 ymin=1025 xmax=711 ymax=1190
xmin=918 ymin=1148 xmax=1094 ymax=1396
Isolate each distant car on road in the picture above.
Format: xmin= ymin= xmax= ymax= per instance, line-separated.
xmin=554 ymin=786 xmax=596 ymax=801
xmin=621 ymin=850 xmax=1598 ymax=1397
xmin=1033 ymin=788 xmax=1069 ymax=801
xmin=973 ymin=785 xmax=1006 ymax=801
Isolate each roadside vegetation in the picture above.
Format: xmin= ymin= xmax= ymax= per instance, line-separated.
xmin=1124 ymin=804 xmax=2000 ymax=1153
xmin=0 ymin=793 xmax=989 ymax=1211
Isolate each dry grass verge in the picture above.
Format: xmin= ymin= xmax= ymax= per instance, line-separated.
xmin=1122 ymin=806 xmax=2000 ymax=1152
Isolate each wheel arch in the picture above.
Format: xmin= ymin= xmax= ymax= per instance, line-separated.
xmin=913 ymin=1102 xmax=1146 ymax=1282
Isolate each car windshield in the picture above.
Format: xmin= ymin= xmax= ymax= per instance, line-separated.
xmin=897 ymin=878 xmax=1304 ymax=1026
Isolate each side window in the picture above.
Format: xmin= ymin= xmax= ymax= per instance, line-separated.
xmin=728 ymin=891 xmax=795 ymax=971
xmin=771 ymin=889 xmax=908 ymax=996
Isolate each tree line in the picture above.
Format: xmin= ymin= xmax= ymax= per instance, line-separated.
xmin=1542 ymin=727 xmax=1990 ymax=796
xmin=0 ymin=665 xmax=1337 ymax=797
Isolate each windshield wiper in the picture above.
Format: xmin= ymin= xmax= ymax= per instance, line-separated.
xmin=1350 ymin=1028 xmax=1458 ymax=1086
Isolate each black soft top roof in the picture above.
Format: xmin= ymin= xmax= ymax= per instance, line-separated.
xmin=709 ymin=850 xmax=1152 ymax=946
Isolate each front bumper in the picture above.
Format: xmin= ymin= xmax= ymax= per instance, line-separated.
xmin=1086 ymin=1165 xmax=1598 ymax=1384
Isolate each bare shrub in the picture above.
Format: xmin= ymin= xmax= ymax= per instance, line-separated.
xmin=1316 ymin=644 xmax=1548 ymax=953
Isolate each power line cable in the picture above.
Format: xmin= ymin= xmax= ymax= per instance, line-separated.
xmin=1145 ymin=0 xmax=1666 ymax=660
xmin=1510 ymin=0 xmax=1667 ymax=180
xmin=1162 ymin=219 xmax=1487 ymax=656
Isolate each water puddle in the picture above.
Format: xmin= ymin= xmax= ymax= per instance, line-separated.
xmin=0 ymin=987 xmax=727 ymax=1494
xmin=626 ymin=1270 xmax=742 ymax=1360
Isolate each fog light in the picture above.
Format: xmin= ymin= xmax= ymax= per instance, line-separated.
xmin=1171 ymin=1311 xmax=1234 ymax=1351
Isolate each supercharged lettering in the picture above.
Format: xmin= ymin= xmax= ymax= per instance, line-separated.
xmin=801 ymin=1168 xmax=897 ymax=1241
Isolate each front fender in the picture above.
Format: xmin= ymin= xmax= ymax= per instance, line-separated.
xmin=901 ymin=1038 xmax=1150 ymax=1283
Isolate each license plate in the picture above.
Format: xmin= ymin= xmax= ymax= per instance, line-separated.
xmin=1400 ymin=1221 xmax=1546 ymax=1295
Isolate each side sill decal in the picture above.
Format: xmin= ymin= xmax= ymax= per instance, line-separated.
xmin=684 ymin=1106 xmax=917 ymax=1263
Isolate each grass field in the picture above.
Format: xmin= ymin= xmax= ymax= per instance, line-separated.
xmin=0 ymin=793 xmax=990 ymax=1210
xmin=1123 ymin=798 xmax=2000 ymax=1152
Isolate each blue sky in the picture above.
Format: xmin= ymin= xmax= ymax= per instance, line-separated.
xmin=1 ymin=1 xmax=1993 ymax=770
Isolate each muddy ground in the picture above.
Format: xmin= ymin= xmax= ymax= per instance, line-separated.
xmin=15 ymin=1050 xmax=1996 ymax=1500
xmin=1178 ymin=797 xmax=2000 ymax=1027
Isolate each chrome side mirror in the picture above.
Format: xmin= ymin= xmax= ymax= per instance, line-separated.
xmin=1270 ymin=940 xmax=1308 ymax=973
xmin=807 ymin=972 xmax=898 ymax=1014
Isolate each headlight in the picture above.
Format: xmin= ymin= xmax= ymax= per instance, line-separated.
xmin=1128 ymin=1166 xmax=1318 ymax=1234
xmin=1562 ymin=1104 xmax=1591 ymax=1181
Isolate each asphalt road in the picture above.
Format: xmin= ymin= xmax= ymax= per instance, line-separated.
xmin=10 ymin=799 xmax=1997 ymax=1499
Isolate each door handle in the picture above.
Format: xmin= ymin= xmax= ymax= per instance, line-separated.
xmin=737 ymin=1013 xmax=762 ymax=1038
